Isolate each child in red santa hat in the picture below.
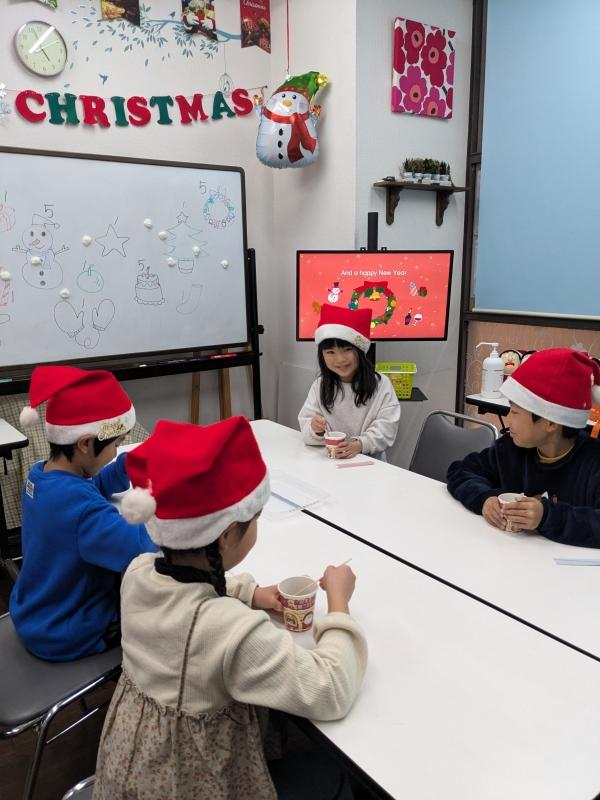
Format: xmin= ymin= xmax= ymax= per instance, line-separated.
xmin=10 ymin=366 xmax=157 ymax=661
xmin=448 ymin=348 xmax=600 ymax=547
xmin=298 ymin=304 xmax=400 ymax=460
xmin=94 ymin=416 xmax=366 ymax=800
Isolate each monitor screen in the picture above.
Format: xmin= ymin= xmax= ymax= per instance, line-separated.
xmin=297 ymin=250 xmax=453 ymax=342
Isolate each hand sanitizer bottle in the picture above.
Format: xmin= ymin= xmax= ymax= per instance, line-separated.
xmin=476 ymin=342 xmax=504 ymax=398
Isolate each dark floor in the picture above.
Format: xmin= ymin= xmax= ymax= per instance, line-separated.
xmin=1 ymin=560 xmax=109 ymax=800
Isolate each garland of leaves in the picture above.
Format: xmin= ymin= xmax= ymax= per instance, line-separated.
xmin=348 ymin=282 xmax=397 ymax=327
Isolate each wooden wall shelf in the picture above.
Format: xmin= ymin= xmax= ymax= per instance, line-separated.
xmin=373 ymin=180 xmax=467 ymax=226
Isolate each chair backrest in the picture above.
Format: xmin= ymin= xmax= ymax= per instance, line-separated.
xmin=409 ymin=410 xmax=499 ymax=483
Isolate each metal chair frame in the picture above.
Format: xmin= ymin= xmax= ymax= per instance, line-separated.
xmin=0 ymin=613 xmax=121 ymax=800
xmin=61 ymin=775 xmax=96 ymax=799
xmin=409 ymin=410 xmax=499 ymax=481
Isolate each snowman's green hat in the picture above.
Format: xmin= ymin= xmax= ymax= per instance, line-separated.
xmin=276 ymin=71 xmax=329 ymax=100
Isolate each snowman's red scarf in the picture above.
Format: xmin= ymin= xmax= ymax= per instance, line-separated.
xmin=263 ymin=108 xmax=316 ymax=163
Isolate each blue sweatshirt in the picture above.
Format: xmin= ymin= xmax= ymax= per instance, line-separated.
xmin=10 ymin=453 xmax=157 ymax=661
xmin=446 ymin=432 xmax=600 ymax=549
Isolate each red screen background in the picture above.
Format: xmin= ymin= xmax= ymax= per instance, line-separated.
xmin=297 ymin=251 xmax=453 ymax=341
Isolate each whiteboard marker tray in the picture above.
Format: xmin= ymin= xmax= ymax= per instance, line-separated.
xmin=263 ymin=471 xmax=329 ymax=519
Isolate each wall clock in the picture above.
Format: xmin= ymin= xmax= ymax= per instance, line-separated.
xmin=14 ymin=21 xmax=67 ymax=78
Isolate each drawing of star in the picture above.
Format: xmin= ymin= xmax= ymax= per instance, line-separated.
xmin=95 ymin=222 xmax=130 ymax=257
xmin=176 ymin=212 xmax=189 ymax=224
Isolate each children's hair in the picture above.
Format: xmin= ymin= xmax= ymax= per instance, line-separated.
xmin=162 ymin=518 xmax=252 ymax=597
xmin=318 ymin=338 xmax=380 ymax=412
xmin=48 ymin=434 xmax=125 ymax=462
xmin=530 ymin=413 xmax=579 ymax=439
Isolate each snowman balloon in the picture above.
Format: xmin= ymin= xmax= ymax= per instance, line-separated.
xmin=254 ymin=71 xmax=328 ymax=169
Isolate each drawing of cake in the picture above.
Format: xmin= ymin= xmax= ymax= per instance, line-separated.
xmin=134 ymin=265 xmax=165 ymax=305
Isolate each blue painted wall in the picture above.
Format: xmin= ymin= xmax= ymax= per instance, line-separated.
xmin=475 ymin=0 xmax=600 ymax=317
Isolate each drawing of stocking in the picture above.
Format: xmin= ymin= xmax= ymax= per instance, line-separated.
xmin=177 ymin=283 xmax=203 ymax=315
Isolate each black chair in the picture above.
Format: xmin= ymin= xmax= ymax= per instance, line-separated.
xmin=0 ymin=614 xmax=121 ymax=800
xmin=409 ymin=410 xmax=499 ymax=482
xmin=62 ymin=776 xmax=95 ymax=799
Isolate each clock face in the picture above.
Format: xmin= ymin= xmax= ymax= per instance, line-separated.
xmin=14 ymin=21 xmax=67 ymax=77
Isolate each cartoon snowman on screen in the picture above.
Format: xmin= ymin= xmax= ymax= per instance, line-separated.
xmin=254 ymin=71 xmax=328 ymax=169
xmin=14 ymin=214 xmax=68 ymax=290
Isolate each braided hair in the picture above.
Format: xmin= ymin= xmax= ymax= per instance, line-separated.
xmin=205 ymin=539 xmax=227 ymax=596
xmin=162 ymin=519 xmax=253 ymax=597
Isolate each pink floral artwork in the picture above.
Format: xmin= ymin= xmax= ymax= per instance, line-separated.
xmin=392 ymin=17 xmax=455 ymax=119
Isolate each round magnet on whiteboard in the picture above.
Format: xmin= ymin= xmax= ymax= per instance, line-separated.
xmin=143 ymin=218 xmax=153 ymax=229
xmin=158 ymin=230 xmax=168 ymax=240
xmin=0 ymin=270 xmax=11 ymax=281
xmin=193 ymin=246 xmax=201 ymax=256
xmin=82 ymin=234 xmax=92 ymax=246
xmin=59 ymin=288 xmax=70 ymax=299
xmin=31 ymin=256 xmax=42 ymax=266
xmin=221 ymin=259 xmax=229 ymax=269
xmin=167 ymin=257 xmax=177 ymax=267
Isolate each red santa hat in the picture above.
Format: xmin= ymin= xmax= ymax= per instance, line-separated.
xmin=122 ymin=416 xmax=270 ymax=550
xmin=315 ymin=304 xmax=372 ymax=353
xmin=500 ymin=348 xmax=600 ymax=428
xmin=19 ymin=365 xmax=135 ymax=444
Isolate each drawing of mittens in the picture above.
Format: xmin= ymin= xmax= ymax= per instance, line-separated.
xmin=92 ymin=299 xmax=115 ymax=330
xmin=55 ymin=301 xmax=84 ymax=337
xmin=176 ymin=283 xmax=203 ymax=315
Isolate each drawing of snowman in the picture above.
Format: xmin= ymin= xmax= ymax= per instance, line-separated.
xmin=14 ymin=214 xmax=69 ymax=290
xmin=327 ymin=281 xmax=343 ymax=303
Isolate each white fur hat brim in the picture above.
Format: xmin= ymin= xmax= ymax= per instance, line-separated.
xmin=45 ymin=406 xmax=136 ymax=444
xmin=316 ymin=323 xmax=370 ymax=353
xmin=146 ymin=472 xmax=270 ymax=549
xmin=500 ymin=377 xmax=589 ymax=428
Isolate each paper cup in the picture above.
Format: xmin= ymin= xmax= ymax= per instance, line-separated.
xmin=324 ymin=431 xmax=346 ymax=458
xmin=498 ymin=492 xmax=523 ymax=532
xmin=277 ymin=576 xmax=318 ymax=632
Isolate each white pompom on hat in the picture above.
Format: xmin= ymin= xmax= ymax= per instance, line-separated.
xmin=500 ymin=348 xmax=600 ymax=428
xmin=124 ymin=416 xmax=270 ymax=549
xmin=20 ymin=365 xmax=135 ymax=444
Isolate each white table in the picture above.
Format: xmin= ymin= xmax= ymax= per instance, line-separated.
xmin=0 ymin=419 xmax=28 ymax=580
xmin=251 ymin=420 xmax=600 ymax=661
xmin=237 ymin=512 xmax=600 ymax=800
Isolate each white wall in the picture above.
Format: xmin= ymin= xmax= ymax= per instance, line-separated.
xmin=1 ymin=0 xmax=471 ymax=450
xmin=268 ymin=0 xmax=358 ymax=424
xmin=355 ymin=0 xmax=472 ymax=465
xmin=0 ymin=0 xmax=275 ymax=430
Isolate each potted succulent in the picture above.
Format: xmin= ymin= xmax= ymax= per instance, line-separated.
xmin=432 ymin=159 xmax=442 ymax=183
xmin=439 ymin=161 xmax=451 ymax=185
xmin=412 ymin=158 xmax=425 ymax=182
xmin=422 ymin=158 xmax=435 ymax=183
xmin=402 ymin=157 xmax=414 ymax=182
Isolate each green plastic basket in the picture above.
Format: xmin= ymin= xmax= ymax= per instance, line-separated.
xmin=376 ymin=362 xmax=417 ymax=399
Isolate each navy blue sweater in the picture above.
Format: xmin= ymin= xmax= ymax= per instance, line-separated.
xmin=446 ymin=432 xmax=600 ymax=548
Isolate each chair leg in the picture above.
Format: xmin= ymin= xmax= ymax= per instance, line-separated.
xmin=22 ymin=711 xmax=54 ymax=800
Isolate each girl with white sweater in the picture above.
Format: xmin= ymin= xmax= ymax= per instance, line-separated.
xmin=298 ymin=304 xmax=400 ymax=460
xmin=93 ymin=416 xmax=367 ymax=800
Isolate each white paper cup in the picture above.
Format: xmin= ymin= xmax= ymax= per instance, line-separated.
xmin=277 ymin=576 xmax=318 ymax=632
xmin=498 ymin=492 xmax=523 ymax=531
xmin=324 ymin=431 xmax=346 ymax=458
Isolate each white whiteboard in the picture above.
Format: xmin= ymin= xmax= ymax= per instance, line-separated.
xmin=0 ymin=149 xmax=248 ymax=369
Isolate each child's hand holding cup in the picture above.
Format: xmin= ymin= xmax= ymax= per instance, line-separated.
xmin=324 ymin=431 xmax=346 ymax=458
xmin=498 ymin=492 xmax=524 ymax=532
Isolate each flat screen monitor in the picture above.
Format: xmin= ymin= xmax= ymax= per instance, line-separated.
xmin=297 ymin=250 xmax=453 ymax=342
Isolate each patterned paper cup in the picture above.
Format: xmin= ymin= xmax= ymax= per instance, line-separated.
xmin=498 ymin=492 xmax=523 ymax=532
xmin=324 ymin=431 xmax=346 ymax=458
xmin=277 ymin=576 xmax=318 ymax=632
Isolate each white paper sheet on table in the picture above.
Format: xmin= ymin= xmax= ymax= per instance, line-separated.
xmin=263 ymin=471 xmax=329 ymax=519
